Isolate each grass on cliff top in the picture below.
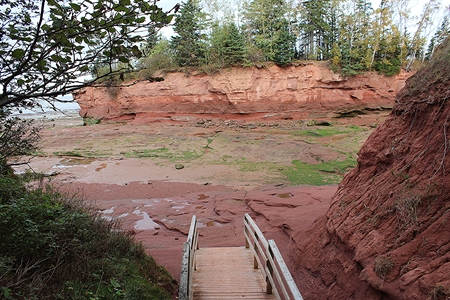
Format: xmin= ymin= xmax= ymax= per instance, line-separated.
xmin=0 ymin=173 xmax=176 ymax=300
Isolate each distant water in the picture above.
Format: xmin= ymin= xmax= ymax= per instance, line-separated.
xmin=12 ymin=95 xmax=81 ymax=120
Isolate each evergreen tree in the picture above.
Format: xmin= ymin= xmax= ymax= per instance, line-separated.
xmin=142 ymin=24 xmax=161 ymax=56
xmin=170 ymin=0 xmax=208 ymax=66
xmin=425 ymin=15 xmax=449 ymax=60
xmin=370 ymin=2 xmax=402 ymax=75
xmin=222 ymin=23 xmax=247 ymax=66
xmin=207 ymin=22 xmax=246 ymax=67
xmin=298 ymin=0 xmax=335 ymax=60
xmin=274 ymin=20 xmax=296 ymax=66
xmin=336 ymin=0 xmax=373 ymax=75
xmin=242 ymin=0 xmax=293 ymax=61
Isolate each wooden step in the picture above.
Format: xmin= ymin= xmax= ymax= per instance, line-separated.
xmin=193 ymin=247 xmax=276 ymax=300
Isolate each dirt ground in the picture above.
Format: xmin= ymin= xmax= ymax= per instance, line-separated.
xmin=13 ymin=111 xmax=389 ymax=281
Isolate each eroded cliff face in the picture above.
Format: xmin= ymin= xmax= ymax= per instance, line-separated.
xmin=74 ymin=63 xmax=410 ymax=122
xmin=290 ymin=40 xmax=450 ymax=299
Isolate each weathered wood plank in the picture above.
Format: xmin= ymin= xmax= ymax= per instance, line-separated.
xmin=193 ymin=247 xmax=276 ymax=300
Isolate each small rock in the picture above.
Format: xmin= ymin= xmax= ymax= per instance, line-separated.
xmin=175 ymin=164 xmax=184 ymax=170
xmin=175 ymin=237 xmax=179 ymax=240
xmin=315 ymin=120 xmax=332 ymax=126
xmin=153 ymin=231 xmax=159 ymax=235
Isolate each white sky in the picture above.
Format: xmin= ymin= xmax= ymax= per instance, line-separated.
xmin=157 ymin=0 xmax=450 ymax=39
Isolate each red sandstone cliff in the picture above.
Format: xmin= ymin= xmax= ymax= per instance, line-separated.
xmin=74 ymin=63 xmax=410 ymax=122
xmin=290 ymin=40 xmax=450 ymax=299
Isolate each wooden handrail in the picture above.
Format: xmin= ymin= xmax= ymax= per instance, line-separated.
xmin=179 ymin=215 xmax=199 ymax=300
xmin=244 ymin=213 xmax=304 ymax=300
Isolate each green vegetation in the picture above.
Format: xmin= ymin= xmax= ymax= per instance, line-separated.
xmin=126 ymin=0 xmax=449 ymax=81
xmin=53 ymin=150 xmax=112 ymax=158
xmin=125 ymin=147 xmax=202 ymax=162
xmin=0 ymin=0 xmax=173 ymax=112
xmin=0 ymin=175 xmax=175 ymax=299
xmin=83 ymin=118 xmax=102 ymax=126
xmin=281 ymin=158 xmax=357 ymax=186
xmin=290 ymin=125 xmax=365 ymax=138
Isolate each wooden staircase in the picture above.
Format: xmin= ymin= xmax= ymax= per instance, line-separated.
xmin=193 ymin=247 xmax=275 ymax=299
xmin=178 ymin=214 xmax=303 ymax=300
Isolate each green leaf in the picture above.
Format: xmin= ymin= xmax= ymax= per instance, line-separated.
xmin=11 ymin=49 xmax=25 ymax=59
xmin=114 ymin=5 xmax=129 ymax=12
xmin=51 ymin=54 xmax=64 ymax=62
xmin=69 ymin=3 xmax=81 ymax=11
xmin=166 ymin=15 xmax=174 ymax=24
xmin=118 ymin=56 xmax=129 ymax=63
xmin=17 ymin=79 xmax=25 ymax=86
xmin=37 ymin=60 xmax=47 ymax=68
xmin=94 ymin=1 xmax=102 ymax=9
xmin=135 ymin=16 xmax=145 ymax=23
xmin=79 ymin=65 xmax=89 ymax=72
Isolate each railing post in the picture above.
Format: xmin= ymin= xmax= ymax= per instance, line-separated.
xmin=179 ymin=215 xmax=198 ymax=300
xmin=266 ymin=245 xmax=274 ymax=294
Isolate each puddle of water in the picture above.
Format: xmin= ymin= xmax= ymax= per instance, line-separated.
xmin=277 ymin=193 xmax=293 ymax=198
xmin=172 ymin=205 xmax=185 ymax=210
xmin=134 ymin=210 xmax=160 ymax=230
xmin=198 ymin=194 xmax=210 ymax=200
xmin=59 ymin=157 xmax=96 ymax=166
xmin=52 ymin=164 xmax=74 ymax=169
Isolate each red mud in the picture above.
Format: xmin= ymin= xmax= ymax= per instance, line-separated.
xmin=56 ymin=180 xmax=336 ymax=282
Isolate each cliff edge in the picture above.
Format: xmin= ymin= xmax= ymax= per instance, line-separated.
xmin=290 ymin=40 xmax=450 ymax=299
xmin=74 ymin=63 xmax=410 ymax=122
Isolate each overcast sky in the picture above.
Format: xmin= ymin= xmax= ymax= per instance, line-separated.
xmin=157 ymin=0 xmax=450 ymax=39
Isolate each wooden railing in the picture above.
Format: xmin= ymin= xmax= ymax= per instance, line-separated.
xmin=243 ymin=213 xmax=304 ymax=300
xmin=179 ymin=215 xmax=199 ymax=300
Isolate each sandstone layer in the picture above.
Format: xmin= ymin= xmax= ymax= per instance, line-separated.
xmin=74 ymin=63 xmax=410 ymax=122
xmin=290 ymin=40 xmax=450 ymax=299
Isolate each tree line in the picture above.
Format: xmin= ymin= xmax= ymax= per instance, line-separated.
xmin=140 ymin=0 xmax=450 ymax=76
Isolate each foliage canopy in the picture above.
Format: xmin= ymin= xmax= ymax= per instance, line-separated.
xmin=0 ymin=0 xmax=174 ymax=112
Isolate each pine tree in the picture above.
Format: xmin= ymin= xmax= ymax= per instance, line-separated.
xmin=273 ymin=20 xmax=296 ymax=66
xmin=170 ymin=0 xmax=208 ymax=67
xmin=298 ymin=0 xmax=335 ymax=60
xmin=222 ymin=23 xmax=247 ymax=66
xmin=142 ymin=24 xmax=161 ymax=56
xmin=370 ymin=2 xmax=402 ymax=75
xmin=425 ymin=15 xmax=449 ymax=60
xmin=242 ymin=0 xmax=293 ymax=61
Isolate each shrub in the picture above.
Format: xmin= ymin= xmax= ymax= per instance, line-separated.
xmin=0 ymin=175 xmax=176 ymax=299
xmin=374 ymin=256 xmax=395 ymax=279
